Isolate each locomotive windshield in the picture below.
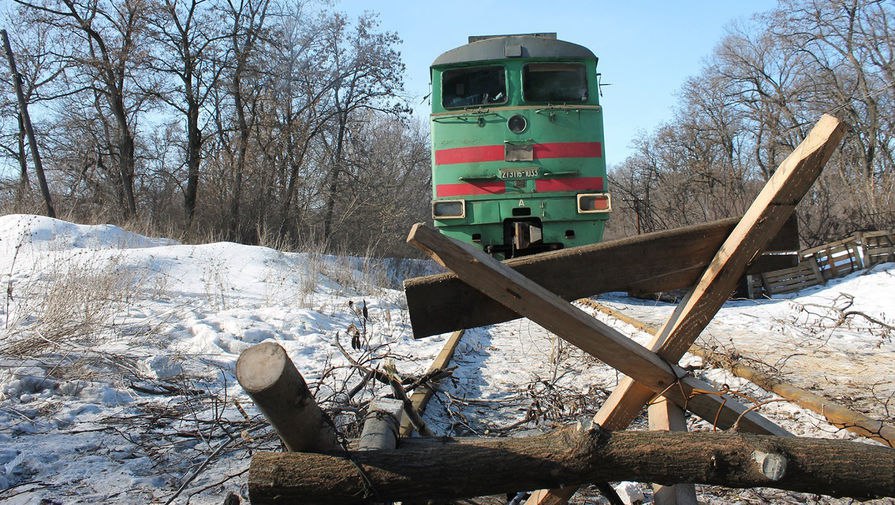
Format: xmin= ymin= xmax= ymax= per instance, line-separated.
xmin=442 ymin=66 xmax=507 ymax=108
xmin=523 ymin=63 xmax=588 ymax=103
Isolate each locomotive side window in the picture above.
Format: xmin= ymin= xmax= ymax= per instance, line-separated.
xmin=523 ymin=63 xmax=588 ymax=103
xmin=442 ymin=66 xmax=507 ymax=108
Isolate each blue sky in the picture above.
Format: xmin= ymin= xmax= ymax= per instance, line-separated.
xmin=336 ymin=0 xmax=778 ymax=167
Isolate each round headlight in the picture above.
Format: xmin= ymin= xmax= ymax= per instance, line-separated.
xmin=507 ymin=114 xmax=527 ymax=134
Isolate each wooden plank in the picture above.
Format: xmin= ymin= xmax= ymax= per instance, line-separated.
xmin=405 ymin=218 xmax=740 ymax=339
xmin=398 ymin=329 xmax=465 ymax=437
xmin=528 ymin=114 xmax=846 ymax=505
xmin=406 ymin=225 xmax=788 ymax=437
xmin=649 ymin=398 xmax=698 ymax=505
xmin=405 ymin=215 xmax=802 ymax=339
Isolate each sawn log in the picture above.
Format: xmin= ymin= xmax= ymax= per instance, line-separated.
xmin=248 ymin=424 xmax=895 ymax=504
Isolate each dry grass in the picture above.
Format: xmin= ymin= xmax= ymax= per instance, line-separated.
xmin=2 ymin=251 xmax=144 ymax=357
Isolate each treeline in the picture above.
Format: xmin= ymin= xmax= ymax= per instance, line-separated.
xmin=608 ymin=0 xmax=895 ymax=245
xmin=0 ymin=0 xmax=430 ymax=255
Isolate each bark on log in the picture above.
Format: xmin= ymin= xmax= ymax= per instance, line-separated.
xmin=248 ymin=425 xmax=895 ymax=504
xmin=648 ymin=398 xmax=697 ymax=505
xmin=236 ymin=342 xmax=340 ymax=452
xmin=358 ymin=398 xmax=403 ymax=451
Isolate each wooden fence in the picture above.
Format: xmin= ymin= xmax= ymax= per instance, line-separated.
xmin=750 ymin=230 xmax=895 ymax=296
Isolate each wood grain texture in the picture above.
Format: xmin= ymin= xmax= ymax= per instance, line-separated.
xmin=404 ymin=215 xmax=799 ymax=339
xmin=528 ymin=114 xmax=846 ymax=505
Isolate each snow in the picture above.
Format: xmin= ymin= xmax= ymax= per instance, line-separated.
xmin=0 ymin=214 xmax=892 ymax=504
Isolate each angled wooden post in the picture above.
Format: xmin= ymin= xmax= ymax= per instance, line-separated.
xmin=399 ymin=329 xmax=465 ymax=437
xmin=525 ymin=114 xmax=847 ymax=505
xmin=649 ymin=399 xmax=698 ymax=505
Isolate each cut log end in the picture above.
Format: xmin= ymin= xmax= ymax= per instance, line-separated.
xmin=752 ymin=450 xmax=787 ymax=481
xmin=236 ymin=341 xmax=289 ymax=393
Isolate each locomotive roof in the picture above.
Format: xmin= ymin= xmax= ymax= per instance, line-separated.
xmin=432 ymin=35 xmax=596 ymax=67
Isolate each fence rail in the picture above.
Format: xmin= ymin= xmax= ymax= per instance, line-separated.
xmin=752 ymin=230 xmax=894 ymax=296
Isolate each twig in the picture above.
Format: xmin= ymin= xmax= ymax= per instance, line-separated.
xmin=164 ymin=435 xmax=236 ymax=505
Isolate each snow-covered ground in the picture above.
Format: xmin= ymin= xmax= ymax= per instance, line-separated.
xmin=0 ymin=214 xmax=892 ymax=504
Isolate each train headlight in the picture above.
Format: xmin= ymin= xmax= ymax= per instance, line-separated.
xmin=507 ymin=114 xmax=528 ymax=134
xmin=577 ymin=193 xmax=611 ymax=213
xmin=432 ymin=199 xmax=466 ymax=219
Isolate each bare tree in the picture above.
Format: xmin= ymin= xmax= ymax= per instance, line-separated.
xmin=216 ymin=0 xmax=271 ymax=240
xmin=318 ymin=12 xmax=405 ymax=245
xmin=612 ymin=0 xmax=895 ymax=243
xmin=15 ymin=0 xmax=155 ymax=219
xmin=1 ymin=28 xmax=55 ymax=215
xmin=147 ymin=0 xmax=226 ymax=223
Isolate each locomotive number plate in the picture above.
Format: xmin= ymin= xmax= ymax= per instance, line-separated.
xmin=498 ymin=167 xmax=539 ymax=179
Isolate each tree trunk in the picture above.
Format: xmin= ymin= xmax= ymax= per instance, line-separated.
xmin=108 ymin=87 xmax=137 ymax=218
xmin=2 ymin=29 xmax=54 ymax=218
xmin=229 ymin=69 xmax=248 ymax=241
xmin=322 ymin=110 xmax=347 ymax=245
xmin=248 ymin=425 xmax=895 ymax=504
xmin=15 ymin=110 xmax=30 ymax=197
xmin=184 ymin=85 xmax=201 ymax=223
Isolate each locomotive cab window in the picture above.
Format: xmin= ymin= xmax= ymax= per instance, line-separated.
xmin=442 ymin=66 xmax=507 ymax=108
xmin=523 ymin=63 xmax=588 ymax=103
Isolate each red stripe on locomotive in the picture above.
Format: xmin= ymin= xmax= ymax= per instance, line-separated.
xmin=533 ymin=142 xmax=602 ymax=159
xmin=535 ymin=177 xmax=604 ymax=192
xmin=435 ymin=142 xmax=601 ymax=165
xmin=436 ymin=182 xmax=507 ymax=197
xmin=435 ymin=145 xmax=504 ymax=165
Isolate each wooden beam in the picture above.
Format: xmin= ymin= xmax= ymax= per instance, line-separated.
xmin=527 ymin=113 xmax=846 ymax=505
xmin=649 ymin=398 xmax=698 ymax=505
xmin=404 ymin=218 xmax=738 ymax=338
xmin=405 ymin=217 xmax=807 ymax=339
xmin=597 ymin=114 xmax=846 ymax=429
xmin=399 ymin=329 xmax=465 ymax=437
xmin=407 ymin=224 xmax=787 ymax=437
xmin=248 ymin=426 xmax=895 ymax=504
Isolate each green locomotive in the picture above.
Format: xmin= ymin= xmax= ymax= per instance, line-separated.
xmin=430 ymin=33 xmax=611 ymax=258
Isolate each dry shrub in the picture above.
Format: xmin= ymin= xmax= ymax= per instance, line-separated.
xmin=3 ymin=252 xmax=142 ymax=356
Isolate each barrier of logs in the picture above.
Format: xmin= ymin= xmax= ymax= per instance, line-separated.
xmin=234 ymin=114 xmax=895 ymax=504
